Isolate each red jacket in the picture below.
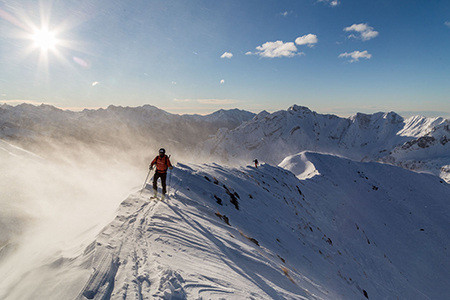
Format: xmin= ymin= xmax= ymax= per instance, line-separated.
xmin=151 ymin=155 xmax=172 ymax=173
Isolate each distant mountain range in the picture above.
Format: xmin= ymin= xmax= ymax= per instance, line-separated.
xmin=1 ymin=103 xmax=449 ymax=182
xmin=0 ymin=103 xmax=255 ymax=165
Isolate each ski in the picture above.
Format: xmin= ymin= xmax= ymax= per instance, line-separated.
xmin=150 ymin=196 xmax=166 ymax=201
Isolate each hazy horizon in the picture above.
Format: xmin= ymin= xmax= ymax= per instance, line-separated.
xmin=1 ymin=100 xmax=450 ymax=120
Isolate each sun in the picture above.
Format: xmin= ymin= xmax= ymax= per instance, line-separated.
xmin=32 ymin=29 xmax=57 ymax=50
xmin=1 ymin=4 xmax=78 ymax=73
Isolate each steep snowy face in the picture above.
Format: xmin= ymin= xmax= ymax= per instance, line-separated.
xmin=398 ymin=115 xmax=448 ymax=137
xmin=380 ymin=117 xmax=450 ymax=180
xmin=3 ymin=155 xmax=450 ymax=300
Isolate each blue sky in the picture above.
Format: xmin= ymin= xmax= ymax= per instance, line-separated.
xmin=1 ymin=0 xmax=449 ymax=117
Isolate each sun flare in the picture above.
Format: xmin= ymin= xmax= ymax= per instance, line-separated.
xmin=33 ymin=29 xmax=57 ymax=50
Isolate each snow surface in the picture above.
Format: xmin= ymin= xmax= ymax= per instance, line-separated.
xmin=2 ymin=152 xmax=450 ymax=299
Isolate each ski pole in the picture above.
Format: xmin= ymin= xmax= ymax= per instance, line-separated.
xmin=167 ymin=155 xmax=172 ymax=195
xmin=139 ymin=168 xmax=152 ymax=196
xmin=168 ymin=168 xmax=172 ymax=195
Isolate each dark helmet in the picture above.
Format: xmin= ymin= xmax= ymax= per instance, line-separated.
xmin=159 ymin=148 xmax=166 ymax=155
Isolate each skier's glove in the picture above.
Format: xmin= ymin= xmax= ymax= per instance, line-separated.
xmin=169 ymin=166 xmax=173 ymax=170
xmin=149 ymin=165 xmax=154 ymax=170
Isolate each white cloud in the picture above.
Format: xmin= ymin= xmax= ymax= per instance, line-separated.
xmin=344 ymin=23 xmax=379 ymax=41
xmin=295 ymin=34 xmax=318 ymax=48
xmin=445 ymin=21 xmax=450 ymax=28
xmin=318 ymin=0 xmax=340 ymax=7
xmin=92 ymin=81 xmax=99 ymax=86
xmin=220 ymin=79 xmax=225 ymax=84
xmin=280 ymin=11 xmax=289 ymax=17
xmin=330 ymin=0 xmax=340 ymax=6
xmin=173 ymin=98 xmax=192 ymax=103
xmin=220 ymin=52 xmax=233 ymax=59
xmin=197 ymin=99 xmax=239 ymax=105
xmin=338 ymin=50 xmax=372 ymax=62
xmin=251 ymin=40 xmax=300 ymax=58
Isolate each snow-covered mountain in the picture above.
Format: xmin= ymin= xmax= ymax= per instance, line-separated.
xmin=199 ymin=105 xmax=450 ymax=182
xmin=1 ymin=152 xmax=449 ymax=299
xmin=0 ymin=103 xmax=255 ymax=165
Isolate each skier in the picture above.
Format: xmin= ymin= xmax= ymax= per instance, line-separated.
xmin=150 ymin=148 xmax=173 ymax=200
xmin=253 ymin=159 xmax=259 ymax=168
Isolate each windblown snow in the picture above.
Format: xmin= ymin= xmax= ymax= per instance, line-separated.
xmin=1 ymin=104 xmax=450 ymax=299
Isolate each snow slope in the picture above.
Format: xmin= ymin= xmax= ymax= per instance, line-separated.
xmin=2 ymin=153 xmax=449 ymax=299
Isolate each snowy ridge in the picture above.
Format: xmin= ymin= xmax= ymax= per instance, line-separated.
xmin=3 ymin=153 xmax=450 ymax=300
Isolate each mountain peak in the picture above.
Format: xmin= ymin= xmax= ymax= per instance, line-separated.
xmin=288 ymin=104 xmax=312 ymax=113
